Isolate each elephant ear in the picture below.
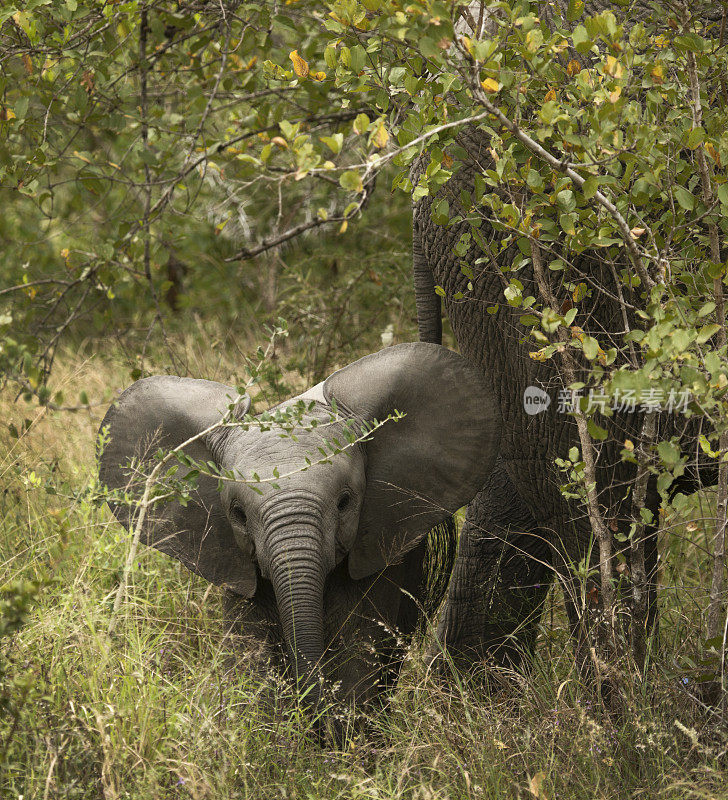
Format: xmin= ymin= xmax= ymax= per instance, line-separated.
xmin=323 ymin=342 xmax=500 ymax=579
xmin=98 ymin=376 xmax=256 ymax=597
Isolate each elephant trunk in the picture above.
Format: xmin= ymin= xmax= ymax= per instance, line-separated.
xmin=267 ymin=521 xmax=327 ymax=706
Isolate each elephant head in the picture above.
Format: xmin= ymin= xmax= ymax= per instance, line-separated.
xmin=98 ymin=342 xmax=499 ymax=706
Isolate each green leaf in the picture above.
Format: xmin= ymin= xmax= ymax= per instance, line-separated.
xmin=556 ymin=189 xmax=575 ymax=212
xmin=687 ymin=127 xmax=705 ymax=150
xmin=432 ymin=199 xmax=449 ymax=226
xmin=587 ymin=419 xmax=608 ymax=440
xmin=582 ymin=336 xmax=599 ymax=360
xmin=353 ymin=113 xmax=370 ymax=134
xmin=320 ymin=133 xmax=343 ymax=154
xmin=567 ymin=0 xmax=584 ymax=21
xmin=673 ymin=186 xmax=695 ymax=211
xmin=339 ymin=170 xmax=363 ymax=192
xmin=572 ymin=25 xmax=591 ymax=52
xmin=696 ymin=323 xmax=721 ymax=344
xmin=526 ymin=169 xmax=544 ymax=192
xmin=674 ymin=33 xmax=708 ymax=52
xmin=582 ymin=176 xmax=599 ymax=199
xmin=657 ymin=440 xmax=681 ymax=467
xmin=559 ymin=213 xmax=576 ymax=235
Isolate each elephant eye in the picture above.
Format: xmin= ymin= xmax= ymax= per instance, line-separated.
xmin=230 ymin=502 xmax=247 ymax=527
xmin=337 ymin=491 xmax=351 ymax=513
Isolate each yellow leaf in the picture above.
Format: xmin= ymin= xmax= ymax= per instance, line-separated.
xmin=544 ymin=88 xmax=556 ymax=102
xmin=566 ymin=59 xmax=581 ymax=77
xmin=654 ymin=34 xmax=669 ymax=48
xmin=339 ymin=219 xmax=348 ymax=233
xmin=651 ymin=63 xmax=664 ymax=84
xmin=60 ymin=248 xmax=70 ymax=259
xmin=3 ymin=108 xmax=16 ymax=120
xmin=22 ymin=54 xmax=33 ymax=74
xmin=605 ymin=56 xmax=623 ymax=78
xmin=271 ymin=136 xmax=288 ymax=148
xmin=624 ymin=439 xmax=634 ymax=451
xmin=73 ymin=150 xmax=90 ymax=163
xmin=289 ymin=50 xmax=309 ymax=79
xmin=607 ymin=86 xmax=621 ymax=103
xmin=630 ymin=227 xmax=646 ymax=238
xmin=373 ymin=120 xmax=389 ymax=148
xmin=310 ymin=70 xmax=327 ymax=81
xmin=442 ymin=153 xmax=453 ymax=168
xmin=481 ymin=78 xmax=500 ymax=94
xmin=705 ymin=142 xmax=721 ymax=166
xmin=529 ymin=348 xmax=552 ymax=362
xmin=572 ymin=282 xmax=587 ymax=302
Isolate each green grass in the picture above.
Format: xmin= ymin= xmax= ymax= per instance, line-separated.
xmin=2 ymin=338 xmax=728 ymax=799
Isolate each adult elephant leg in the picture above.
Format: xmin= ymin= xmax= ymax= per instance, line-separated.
xmin=430 ymin=464 xmax=553 ymax=673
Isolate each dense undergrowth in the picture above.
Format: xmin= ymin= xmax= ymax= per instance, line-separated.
xmin=2 ymin=333 xmax=727 ymax=800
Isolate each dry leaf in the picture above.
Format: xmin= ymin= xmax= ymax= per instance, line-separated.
xmin=81 ymin=70 xmax=94 ymax=93
xmin=289 ymin=50 xmax=309 ymax=79
xmin=630 ymin=227 xmax=646 ymax=238
xmin=23 ymin=53 xmax=33 ymax=74
xmin=544 ymin=88 xmax=556 ymax=102
xmin=481 ymin=78 xmax=500 ymax=94
xmin=651 ymin=63 xmax=664 ymax=84
xmin=566 ymin=59 xmax=581 ymax=77
xmin=271 ymin=136 xmax=288 ymax=148
xmin=529 ymin=771 xmax=549 ymax=800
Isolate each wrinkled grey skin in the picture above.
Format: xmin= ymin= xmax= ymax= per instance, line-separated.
xmin=98 ymin=343 xmax=499 ymax=716
xmin=414 ymin=6 xmax=724 ymax=671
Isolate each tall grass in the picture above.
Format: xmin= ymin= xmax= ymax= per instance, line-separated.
xmin=2 ymin=334 xmax=727 ymax=799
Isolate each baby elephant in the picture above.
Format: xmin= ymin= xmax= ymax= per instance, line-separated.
xmin=98 ymin=343 xmax=498 ymax=717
